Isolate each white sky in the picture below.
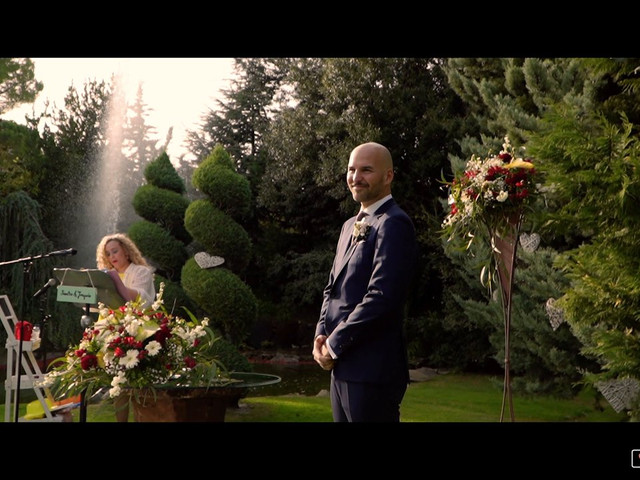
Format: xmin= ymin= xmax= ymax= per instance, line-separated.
xmin=1 ymin=57 xmax=236 ymax=161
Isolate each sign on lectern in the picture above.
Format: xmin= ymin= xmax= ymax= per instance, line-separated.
xmin=53 ymin=268 xmax=126 ymax=309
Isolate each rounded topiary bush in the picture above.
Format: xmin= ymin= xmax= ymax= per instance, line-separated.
xmin=181 ymin=257 xmax=257 ymax=344
xmin=192 ymin=161 xmax=251 ymax=221
xmin=144 ymin=151 xmax=186 ymax=194
xmin=132 ymin=184 xmax=192 ymax=243
xmin=184 ymin=199 xmax=251 ymax=273
xmin=154 ymin=274 xmax=197 ymax=315
xmin=209 ymin=337 xmax=252 ymax=373
xmin=128 ymin=220 xmax=188 ymax=279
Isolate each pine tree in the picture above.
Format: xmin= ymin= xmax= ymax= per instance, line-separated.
xmin=441 ymin=58 xmax=597 ymax=394
xmin=527 ymin=68 xmax=640 ymax=418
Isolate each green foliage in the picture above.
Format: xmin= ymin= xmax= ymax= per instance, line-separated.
xmin=0 ymin=189 xmax=82 ymax=354
xmin=440 ymin=57 xmax=640 ymax=416
xmin=0 ymin=120 xmax=46 ymax=197
xmin=443 ymin=58 xmax=589 ymax=145
xmin=265 ymin=248 xmax=335 ymax=309
xmin=199 ymin=143 xmax=234 ymax=169
xmin=153 ymin=274 xmax=197 ymax=316
xmin=0 ymin=58 xmax=43 ymax=114
xmin=240 ymin=58 xmax=474 ymax=358
xmin=440 ymin=58 xmax=609 ymax=390
xmin=43 ymin=301 xmax=85 ymax=353
xmin=442 ymin=208 xmax=590 ymax=394
xmin=181 ymin=258 xmax=257 ymax=344
xmin=180 ymin=142 xmax=257 ymax=351
xmin=27 ymin=79 xmax=113 ymax=251
xmin=207 ymin=337 xmax=253 ymax=372
xmin=582 ymin=58 xmax=640 ymax=125
xmin=144 ymin=151 xmax=186 ymax=194
xmin=184 ymin=199 xmax=251 ymax=274
xmin=186 ymin=58 xmax=285 ymax=178
xmin=128 ymin=220 xmax=188 ymax=280
xmin=0 ymin=191 xmax=55 ymax=326
xmin=529 ymin=108 xmax=640 ymax=242
xmin=132 ymin=184 xmax=191 ymax=243
xmin=192 ymin=146 xmax=252 ymax=221
xmin=486 ymin=248 xmax=589 ymax=396
xmin=524 ymin=73 xmax=640 ymax=418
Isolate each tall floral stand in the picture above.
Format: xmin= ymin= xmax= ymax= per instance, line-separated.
xmin=490 ymin=211 xmax=522 ymax=422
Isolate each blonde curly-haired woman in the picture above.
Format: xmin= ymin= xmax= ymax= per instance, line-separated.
xmin=96 ymin=233 xmax=155 ymax=422
xmin=96 ymin=233 xmax=155 ymax=307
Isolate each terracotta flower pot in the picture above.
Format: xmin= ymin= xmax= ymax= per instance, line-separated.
xmin=131 ymin=387 xmax=243 ymax=422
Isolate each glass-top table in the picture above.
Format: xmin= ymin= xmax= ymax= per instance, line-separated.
xmin=146 ymin=371 xmax=281 ymax=390
xmin=227 ymin=371 xmax=282 ymax=388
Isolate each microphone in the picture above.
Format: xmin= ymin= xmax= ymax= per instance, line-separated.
xmin=33 ymin=278 xmax=57 ymax=299
xmin=48 ymin=248 xmax=78 ymax=257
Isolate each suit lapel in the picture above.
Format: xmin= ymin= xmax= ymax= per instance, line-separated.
xmin=332 ymin=218 xmax=356 ymax=278
xmin=331 ymin=199 xmax=397 ymax=281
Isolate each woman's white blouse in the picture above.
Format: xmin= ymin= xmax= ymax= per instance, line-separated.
xmin=122 ymin=263 xmax=155 ymax=306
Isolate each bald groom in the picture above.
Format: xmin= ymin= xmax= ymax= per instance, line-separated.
xmin=313 ymin=142 xmax=418 ymax=422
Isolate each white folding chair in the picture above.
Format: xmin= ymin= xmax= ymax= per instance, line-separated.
xmin=1 ymin=294 xmax=66 ymax=422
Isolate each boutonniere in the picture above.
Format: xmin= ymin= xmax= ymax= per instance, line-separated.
xmin=352 ymin=220 xmax=371 ymax=243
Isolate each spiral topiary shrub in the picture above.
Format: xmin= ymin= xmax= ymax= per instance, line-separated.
xmin=132 ymin=184 xmax=191 ymax=243
xmin=153 ymin=273 xmax=197 ymax=315
xmin=192 ymin=156 xmax=251 ymax=221
xmin=181 ymin=257 xmax=257 ymax=344
xmin=128 ymin=219 xmax=188 ymax=279
xmin=184 ymin=199 xmax=251 ymax=274
xmin=143 ymin=151 xmax=186 ymax=194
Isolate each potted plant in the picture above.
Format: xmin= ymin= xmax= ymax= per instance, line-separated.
xmin=38 ymin=283 xmax=240 ymax=422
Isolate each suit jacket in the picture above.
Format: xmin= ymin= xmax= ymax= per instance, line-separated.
xmin=315 ymin=198 xmax=417 ymax=385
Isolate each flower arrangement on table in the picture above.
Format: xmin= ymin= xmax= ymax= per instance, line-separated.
xmin=39 ymin=283 xmax=233 ymax=401
xmin=441 ymin=136 xmax=538 ymax=248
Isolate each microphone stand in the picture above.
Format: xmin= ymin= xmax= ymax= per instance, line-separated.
xmin=79 ymin=303 xmax=91 ymax=423
xmin=36 ymin=295 xmax=52 ymax=388
xmin=0 ymin=248 xmax=75 ymax=422
xmin=12 ymin=259 xmax=32 ymax=423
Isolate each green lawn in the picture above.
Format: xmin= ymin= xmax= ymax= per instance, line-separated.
xmin=225 ymin=373 xmax=626 ymax=422
xmin=1 ymin=373 xmax=627 ymax=423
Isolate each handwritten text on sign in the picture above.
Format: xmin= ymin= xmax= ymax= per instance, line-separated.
xmin=56 ymin=286 xmax=97 ymax=304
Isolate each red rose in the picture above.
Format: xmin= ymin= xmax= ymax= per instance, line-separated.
xmin=155 ymin=325 xmax=171 ymax=345
xmin=80 ymin=354 xmax=98 ymax=370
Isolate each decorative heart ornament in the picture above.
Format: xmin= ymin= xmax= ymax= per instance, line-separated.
xmin=595 ymin=378 xmax=640 ymax=413
xmin=519 ymin=232 xmax=541 ymax=252
xmin=194 ymin=252 xmax=225 ymax=269
xmin=545 ymin=298 xmax=565 ymax=331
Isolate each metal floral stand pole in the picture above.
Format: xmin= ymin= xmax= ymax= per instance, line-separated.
xmin=490 ymin=211 xmax=523 ymax=422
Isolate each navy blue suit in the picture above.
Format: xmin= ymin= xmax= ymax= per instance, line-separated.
xmin=315 ymin=198 xmax=417 ymax=421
